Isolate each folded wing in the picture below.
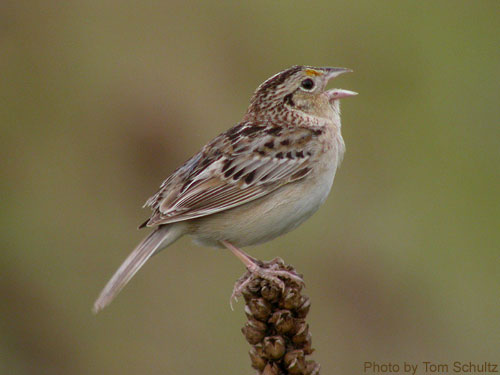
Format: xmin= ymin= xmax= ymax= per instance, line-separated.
xmin=142 ymin=122 xmax=317 ymax=227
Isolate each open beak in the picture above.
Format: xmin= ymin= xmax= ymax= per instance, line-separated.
xmin=319 ymin=67 xmax=357 ymax=101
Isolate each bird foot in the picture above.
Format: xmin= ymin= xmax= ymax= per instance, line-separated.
xmin=230 ymin=257 xmax=305 ymax=309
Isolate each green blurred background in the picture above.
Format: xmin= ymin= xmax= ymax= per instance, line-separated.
xmin=1 ymin=1 xmax=498 ymax=374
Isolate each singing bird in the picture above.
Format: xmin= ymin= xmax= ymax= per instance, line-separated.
xmin=94 ymin=65 xmax=356 ymax=313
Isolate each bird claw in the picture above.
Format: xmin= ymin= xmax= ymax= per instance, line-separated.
xmin=229 ymin=295 xmax=237 ymax=311
xmin=230 ymin=258 xmax=305 ymax=309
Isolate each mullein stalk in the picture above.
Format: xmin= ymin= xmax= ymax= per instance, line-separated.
xmin=235 ymin=258 xmax=320 ymax=375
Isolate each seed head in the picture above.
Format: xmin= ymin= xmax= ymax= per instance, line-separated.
xmin=237 ymin=258 xmax=321 ymax=375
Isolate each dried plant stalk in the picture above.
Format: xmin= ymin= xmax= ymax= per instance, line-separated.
xmin=235 ymin=258 xmax=320 ymax=375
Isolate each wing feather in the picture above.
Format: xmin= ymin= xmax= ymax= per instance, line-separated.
xmin=142 ymin=122 xmax=319 ymax=227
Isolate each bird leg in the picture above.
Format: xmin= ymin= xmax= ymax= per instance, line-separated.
xmin=220 ymin=240 xmax=305 ymax=305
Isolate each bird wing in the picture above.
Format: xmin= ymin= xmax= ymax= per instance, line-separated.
xmin=142 ymin=122 xmax=318 ymax=227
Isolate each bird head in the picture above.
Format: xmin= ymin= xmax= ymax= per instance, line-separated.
xmin=246 ymin=65 xmax=356 ymax=121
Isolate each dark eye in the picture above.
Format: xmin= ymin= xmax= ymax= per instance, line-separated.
xmin=301 ymin=78 xmax=315 ymax=91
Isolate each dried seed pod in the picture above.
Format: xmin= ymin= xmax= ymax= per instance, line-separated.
xmin=242 ymin=318 xmax=267 ymax=345
xmin=296 ymin=296 xmax=311 ymax=318
xmin=301 ymin=334 xmax=314 ymax=355
xmin=262 ymin=336 xmax=286 ymax=359
xmin=284 ymin=350 xmax=306 ymax=374
xmin=241 ymin=286 xmax=257 ymax=302
xmin=269 ymin=310 xmax=296 ymax=335
xmin=280 ymin=287 xmax=302 ymax=310
xmin=261 ymin=284 xmax=281 ymax=303
xmin=249 ymin=346 xmax=267 ymax=370
xmin=292 ymin=321 xmax=309 ymax=346
xmin=248 ymin=298 xmax=272 ymax=321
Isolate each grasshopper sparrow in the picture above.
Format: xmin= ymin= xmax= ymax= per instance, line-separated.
xmin=94 ymin=65 xmax=356 ymax=312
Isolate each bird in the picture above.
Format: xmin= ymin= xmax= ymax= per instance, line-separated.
xmin=93 ymin=65 xmax=356 ymax=313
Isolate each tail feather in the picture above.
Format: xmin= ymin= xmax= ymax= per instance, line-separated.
xmin=93 ymin=224 xmax=184 ymax=313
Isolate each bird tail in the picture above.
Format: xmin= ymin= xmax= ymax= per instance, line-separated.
xmin=93 ymin=224 xmax=185 ymax=313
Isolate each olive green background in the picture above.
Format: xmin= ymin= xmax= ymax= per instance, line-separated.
xmin=1 ymin=1 xmax=498 ymax=374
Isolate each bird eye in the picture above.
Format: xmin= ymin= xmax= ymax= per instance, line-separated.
xmin=300 ymin=78 xmax=315 ymax=91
